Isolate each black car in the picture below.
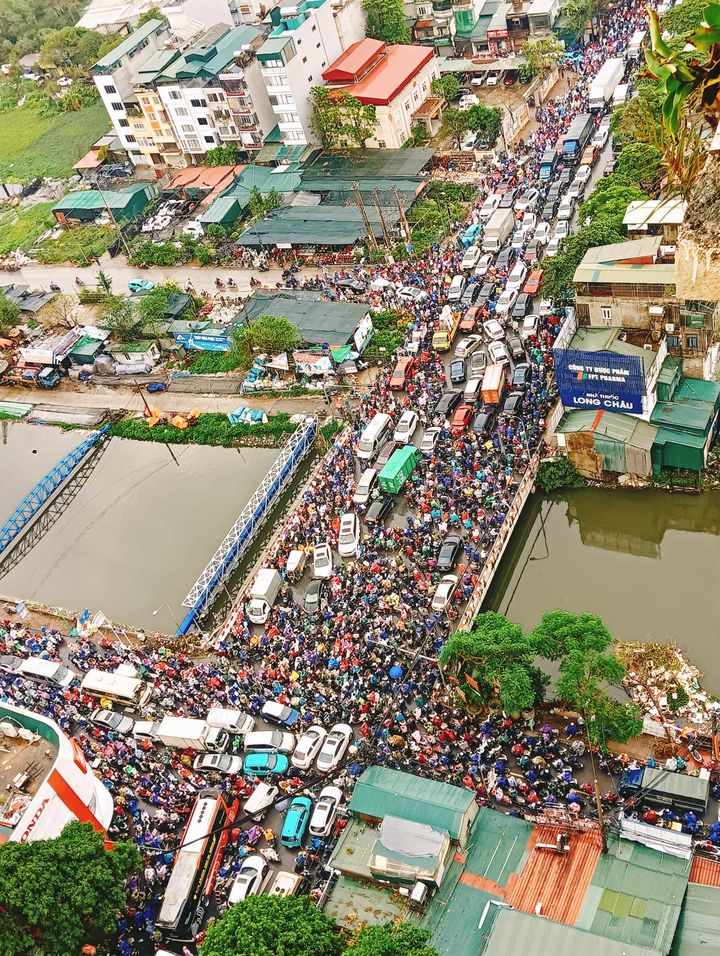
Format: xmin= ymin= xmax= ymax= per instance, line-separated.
xmin=476 ymin=134 xmax=495 ymax=150
xmin=507 ymin=334 xmax=525 ymax=361
xmin=611 ymin=139 xmax=623 ymax=156
xmin=542 ymin=198 xmax=558 ymax=220
xmin=499 ymin=188 xmax=517 ymax=209
xmin=450 ymin=358 xmax=467 ymax=385
xmin=437 ymin=533 xmax=464 ymax=571
xmin=495 ymin=247 xmax=517 ymax=272
xmin=304 ymin=578 xmax=326 ymax=616
xmin=512 ymin=362 xmax=532 ymax=390
xmin=512 ymin=293 xmax=532 ymax=320
xmin=335 ymin=277 xmax=366 ymax=294
xmin=460 ymin=283 xmax=480 ymax=308
xmin=365 ymin=496 xmax=394 ymax=525
xmin=472 ymin=408 xmax=495 ymax=437
xmin=456 ymin=87 xmax=472 ymax=98
xmin=558 ymin=168 xmax=573 ymax=189
xmin=434 ymin=390 xmax=463 ymax=417
xmin=502 ymin=390 xmax=524 ymax=416
xmin=475 ymin=281 xmax=496 ymax=308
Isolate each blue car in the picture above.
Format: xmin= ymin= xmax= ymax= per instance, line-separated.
xmin=128 ymin=278 xmax=155 ymax=293
xmin=281 ymin=796 xmax=313 ymax=848
xmin=243 ymin=752 xmax=289 ymax=777
xmin=261 ymin=700 xmax=300 ymax=728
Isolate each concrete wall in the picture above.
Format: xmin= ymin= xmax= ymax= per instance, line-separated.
xmin=675 ymin=235 xmax=720 ymax=300
xmin=332 ymin=0 xmax=366 ymax=49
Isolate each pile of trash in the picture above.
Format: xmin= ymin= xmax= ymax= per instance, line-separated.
xmin=617 ymin=641 xmax=720 ymax=727
xmin=227 ymin=405 xmax=268 ymax=426
xmin=242 ymin=355 xmax=275 ymax=393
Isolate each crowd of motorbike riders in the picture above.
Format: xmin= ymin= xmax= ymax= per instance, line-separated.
xmin=3 ymin=2 xmax=720 ymax=953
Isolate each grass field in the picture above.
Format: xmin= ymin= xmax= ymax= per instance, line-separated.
xmin=0 ymin=202 xmax=56 ymax=254
xmin=0 ymin=103 xmax=110 ymax=181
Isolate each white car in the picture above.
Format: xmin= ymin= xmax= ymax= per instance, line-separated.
xmin=90 ymin=709 xmax=135 ymax=735
xmin=398 ymin=286 xmax=427 ymax=303
xmin=316 ymin=723 xmax=353 ymax=773
xmin=521 ymin=314 xmax=539 ymax=340
xmin=545 ymin=237 xmax=562 ymax=258
xmin=431 ymin=574 xmax=459 ymax=611
xmin=567 ymin=179 xmax=585 ymax=201
xmin=475 ymin=254 xmax=493 ymax=277
xmin=488 ymin=340 xmax=510 ymax=365
xmin=337 ymin=513 xmax=361 ymax=558
xmin=557 ymin=198 xmax=574 ymax=221
xmin=353 ymin=468 xmax=378 ymax=505
xmin=193 ymin=753 xmax=244 ymax=775
xmin=455 ymin=334 xmax=483 ymax=358
xmin=521 ymin=212 xmax=537 ymax=237
xmin=482 ymin=319 xmax=505 ymax=341
xmin=511 ymin=228 xmax=525 ymax=252
xmin=420 ymin=427 xmax=442 ymax=453
xmin=533 ymin=222 xmax=551 ymax=245
xmin=228 ymin=855 xmax=270 ymax=904
xmin=515 ymin=188 xmax=540 ymax=213
xmin=461 ymin=130 xmax=477 ymax=151
xmin=592 ymin=127 xmax=609 ymax=150
xmin=309 ymin=785 xmax=343 ymax=837
xmin=393 ymin=409 xmax=419 ymax=443
xmin=495 ymin=290 xmax=518 ymax=316
xmin=486 ymin=71 xmax=500 ymax=86
xmin=461 ymin=245 xmax=481 ymax=269
xmin=538 ymin=298 xmax=553 ymax=317
xmin=575 ymin=164 xmax=592 ymax=186
xmin=291 ymin=725 xmax=327 ymax=769
xmin=313 ymin=542 xmax=333 ymax=578
xmin=506 ymin=262 xmax=528 ymax=294
xmin=553 ymin=220 xmax=572 ymax=241
xmin=182 ymin=221 xmax=204 ymax=238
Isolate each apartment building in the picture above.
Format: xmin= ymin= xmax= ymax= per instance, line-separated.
xmin=155 ymin=24 xmax=275 ymax=161
xmin=404 ymin=0 xmax=456 ymax=52
xmin=92 ymin=19 xmax=172 ymax=166
xmin=256 ymin=0 xmax=349 ymax=146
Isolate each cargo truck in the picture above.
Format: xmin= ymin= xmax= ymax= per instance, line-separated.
xmin=432 ymin=305 xmax=461 ymax=352
xmin=378 ymin=445 xmax=421 ymax=494
xmin=246 ymin=567 xmax=282 ymax=625
xmin=482 ymin=208 xmax=515 ymax=253
xmin=156 ymin=716 xmax=230 ymax=753
xmin=588 ymin=57 xmax=624 ymax=111
xmin=481 ymin=363 xmax=507 ymax=405
xmin=561 ymin=113 xmax=594 ymax=164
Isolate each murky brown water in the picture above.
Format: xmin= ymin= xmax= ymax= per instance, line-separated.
xmin=485 ymin=488 xmax=720 ymax=691
xmin=0 ymin=423 xmax=281 ymax=632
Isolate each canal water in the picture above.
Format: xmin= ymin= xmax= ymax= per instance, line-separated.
xmin=0 ymin=422 xmax=282 ymax=633
xmin=485 ymin=488 xmax=720 ymax=691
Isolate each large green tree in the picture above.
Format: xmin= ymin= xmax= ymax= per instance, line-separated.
xmin=100 ymin=295 xmax=146 ymax=342
xmin=39 ymin=26 xmax=121 ymax=70
xmin=0 ymin=292 xmax=20 ymax=336
xmin=522 ymin=35 xmax=564 ymax=78
xmin=232 ymin=313 xmax=301 ymax=363
xmin=0 ymin=821 xmax=140 ymax=956
xmin=559 ymin=0 xmax=594 ymax=37
xmin=310 ymin=87 xmax=376 ymax=148
xmin=0 ymin=0 xmax=86 ymax=61
xmin=431 ymin=75 xmax=460 ymax=102
xmin=199 ymin=895 xmax=343 ymax=956
xmin=363 ymin=0 xmax=410 ymax=44
xmin=578 ymin=183 xmax=646 ymax=226
xmin=464 ymin=104 xmax=502 ymax=140
xmin=440 ymin=106 xmax=469 ymax=147
xmin=542 ymin=220 xmax=624 ymax=302
xmin=348 ymin=922 xmax=440 ymax=956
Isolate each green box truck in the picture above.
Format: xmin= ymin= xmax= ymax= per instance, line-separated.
xmin=378 ymin=445 xmax=421 ymax=494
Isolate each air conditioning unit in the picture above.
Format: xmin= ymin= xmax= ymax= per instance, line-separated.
xmin=665 ymin=323 xmax=675 ymax=332
xmin=643 ymin=343 xmax=653 ymax=350
xmin=648 ymin=305 xmax=664 ymax=316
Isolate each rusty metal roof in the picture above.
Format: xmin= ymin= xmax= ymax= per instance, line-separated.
xmin=690 ymin=855 xmax=720 ymax=887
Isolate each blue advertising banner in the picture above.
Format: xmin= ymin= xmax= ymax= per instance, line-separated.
xmin=174 ymin=331 xmax=230 ymax=352
xmin=553 ymin=348 xmax=644 ymax=414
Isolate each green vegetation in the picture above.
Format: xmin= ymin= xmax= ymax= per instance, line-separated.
xmin=99 ymin=283 xmax=185 ymax=342
xmin=39 ymin=26 xmax=122 ymax=70
xmin=0 ymin=202 xmax=55 ymax=255
xmin=0 ymin=102 xmax=110 ymax=181
xmin=232 ymin=314 xmax=301 ymax=365
xmin=465 ymin=104 xmax=502 ymax=140
xmin=441 ymin=107 xmax=469 ymax=148
xmin=189 ymin=351 xmax=243 ymax=374
xmin=364 ymin=309 xmax=406 ymax=359
xmin=432 ymin=75 xmax=460 ymax=102
xmin=522 ymin=35 xmax=564 ymax=78
xmin=320 ymin=419 xmax=344 ymax=443
xmin=0 ymin=0 xmax=86 ymax=61
xmin=0 ymin=292 xmax=21 ymax=335
xmin=536 ymin=456 xmax=586 ymax=492
xmin=0 ymin=821 xmax=140 ymax=956
xmin=311 ymin=87 xmax=377 ymax=148
xmin=204 ymin=143 xmax=241 ymax=166
xmin=348 ymin=923 xmax=441 ymax=956
xmin=247 ymin=186 xmax=283 ymax=224
xmin=363 ymin=0 xmax=411 ymax=44
xmin=129 ymin=234 xmax=215 ymax=267
xmin=407 ymin=181 xmax=475 ymax=256
xmin=35 ymin=225 xmax=115 ymax=265
xmin=560 ymin=0 xmax=595 ymax=38
xmin=110 ymin=412 xmax=298 ymax=448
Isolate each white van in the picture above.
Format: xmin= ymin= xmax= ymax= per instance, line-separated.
xmin=207 ymin=707 xmax=255 ymax=736
xmin=81 ymin=668 xmax=152 ymax=707
xmin=463 ymin=377 xmax=482 ymax=402
xmin=243 ymin=730 xmax=295 ymax=753
xmin=18 ymin=657 xmax=75 ymax=688
xmin=627 ymin=28 xmax=646 ymax=57
xmin=356 ymin=412 xmax=392 ymax=461
xmin=353 ymin=468 xmax=378 ymax=505
xmin=479 ymin=194 xmax=501 ymax=222
xmin=268 ymin=871 xmax=304 ymax=897
xmin=245 ymin=782 xmax=279 ymax=820
xmin=447 ymin=275 xmax=466 ymax=301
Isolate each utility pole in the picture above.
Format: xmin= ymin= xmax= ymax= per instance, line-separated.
xmin=392 ymin=185 xmax=412 ymax=249
xmin=594 ymin=777 xmax=608 ymax=853
xmin=372 ymin=187 xmax=392 ymax=248
xmin=352 ymin=182 xmax=377 ymax=252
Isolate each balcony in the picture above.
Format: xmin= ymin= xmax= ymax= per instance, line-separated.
xmin=432 ymin=0 xmax=453 ymax=19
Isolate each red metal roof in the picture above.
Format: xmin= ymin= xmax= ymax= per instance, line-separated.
xmin=322 ymin=41 xmax=435 ymax=106
xmin=690 ymin=856 xmax=720 ymax=886
xmin=322 ymin=38 xmax=385 ymax=83
xmin=505 ymin=826 xmax=603 ymax=924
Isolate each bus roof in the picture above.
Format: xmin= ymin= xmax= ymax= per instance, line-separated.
xmin=81 ymin=669 xmax=144 ymax=695
xmin=564 ymin=113 xmax=592 ymax=140
xmin=379 ymin=445 xmax=418 ymax=481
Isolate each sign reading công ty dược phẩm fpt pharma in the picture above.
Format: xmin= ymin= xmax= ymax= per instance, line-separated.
xmin=553 ymin=348 xmax=645 ymax=414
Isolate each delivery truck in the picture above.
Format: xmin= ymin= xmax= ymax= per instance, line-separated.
xmin=562 ymin=113 xmax=594 ymax=164
xmin=588 ymin=57 xmax=624 ymax=111
xmin=378 ymin=445 xmax=421 ymax=494
xmin=156 ymin=716 xmax=230 ymax=753
xmin=481 ymin=363 xmax=507 ymax=405
xmin=246 ymin=567 xmax=282 ymax=625
xmin=482 ymin=208 xmax=515 ymax=253
xmin=432 ymin=305 xmax=461 ymax=351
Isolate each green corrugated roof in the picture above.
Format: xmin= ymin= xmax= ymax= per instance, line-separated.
xmin=658 ymin=356 xmax=682 ymax=386
xmin=241 ymin=289 xmax=367 ymax=346
xmin=69 ymin=335 xmax=103 ymax=357
xmin=348 ymin=766 xmax=475 ymax=839
xmin=257 ymin=35 xmax=294 ymax=59
xmin=53 ymin=183 xmax=150 ymax=213
xmin=654 ymin=426 xmax=708 ymax=450
xmin=107 ymin=341 xmax=155 ymax=353
xmin=576 ymin=833 xmax=689 ymax=954
xmin=650 ymin=399 xmax=714 ymax=434
xmin=238 ymin=203 xmax=400 ymax=247
xmin=671 ymin=883 xmax=720 ymax=955
xmin=157 ymin=25 xmax=261 ymax=82
xmin=557 ymin=410 xmax=656 ymax=449
xmin=300 ymin=149 xmax=432 ymax=187
xmin=674 ymin=376 xmax=720 ymax=408
xmin=199 ymin=197 xmax=242 ymax=225
xmin=484 ymin=909 xmax=662 ymax=956
xmin=93 ymin=19 xmax=165 ymax=70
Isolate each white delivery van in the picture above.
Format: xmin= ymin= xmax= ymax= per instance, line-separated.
xmin=356 ymin=412 xmax=392 ymax=461
xmin=447 ymin=275 xmax=466 ymax=301
xmin=206 ymin=707 xmax=255 ymax=736
xmin=156 ymin=716 xmax=229 ymax=753
xmin=268 ymin=871 xmax=304 ymax=897
xmin=245 ymin=782 xmax=279 ymax=820
xmin=613 ymin=83 xmax=629 ymax=107
xmin=246 ymin=568 xmax=282 ymax=625
xmin=18 ymin=657 xmax=75 ymax=688
xmin=81 ymin=667 xmax=152 ymax=707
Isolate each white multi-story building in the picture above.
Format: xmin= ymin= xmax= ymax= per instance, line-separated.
xmin=256 ymin=0 xmax=357 ymax=146
xmin=91 ymin=18 xmax=171 ymax=166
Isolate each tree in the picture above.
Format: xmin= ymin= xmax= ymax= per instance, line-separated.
xmin=39 ymin=26 xmax=119 ymax=70
xmin=43 ymin=293 xmax=81 ymax=330
xmin=204 ymin=143 xmax=240 ymax=166
xmin=464 ymin=104 xmax=502 ymax=140
xmin=431 ymin=75 xmax=459 ymax=103
xmin=99 ymin=294 xmax=145 ymax=342
xmin=137 ymin=5 xmax=168 ymax=25
xmin=199 ymin=894 xmax=343 ymax=956
xmin=522 ymin=35 xmax=564 ymax=78
xmin=661 ymin=0 xmax=707 ymax=35
xmin=0 ymin=293 xmax=21 ymax=335
xmin=0 ymin=821 xmax=140 ymax=956
xmin=578 ymin=183 xmax=646 ymax=226
xmin=137 ymin=281 xmax=190 ymax=333
xmin=542 ymin=220 xmax=624 ymax=302
xmin=363 ymin=0 xmax=411 ymax=44
xmin=440 ymin=611 xmax=542 ymax=713
xmin=310 ymin=87 xmax=376 ymax=148
xmin=559 ymin=0 xmax=594 ymax=37
xmin=536 ymin=456 xmax=585 ymax=492
xmin=348 ymin=922 xmax=441 ymax=956
xmin=247 ymin=186 xmax=283 ymax=223
xmin=440 ymin=106 xmax=469 ymax=147
xmin=231 ymin=313 xmax=301 ymax=364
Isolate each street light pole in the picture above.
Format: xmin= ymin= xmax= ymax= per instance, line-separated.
xmin=152 ymin=603 xmax=180 ymax=631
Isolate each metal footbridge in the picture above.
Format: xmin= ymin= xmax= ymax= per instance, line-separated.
xmin=177 ymin=417 xmax=318 ymax=636
xmin=0 ymin=425 xmax=110 ymax=557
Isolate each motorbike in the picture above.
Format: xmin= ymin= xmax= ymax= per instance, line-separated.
xmin=75 ymin=276 xmax=85 ymax=287
xmin=49 ymin=282 xmax=61 ymax=292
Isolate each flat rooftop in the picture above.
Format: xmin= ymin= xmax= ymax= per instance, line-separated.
xmin=0 ymin=731 xmax=56 ymax=838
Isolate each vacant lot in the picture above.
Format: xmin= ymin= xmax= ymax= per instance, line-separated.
xmin=0 ymin=103 xmax=109 ymax=181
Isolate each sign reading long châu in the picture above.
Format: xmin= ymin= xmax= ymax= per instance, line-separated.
xmin=553 ymin=348 xmax=645 ymax=414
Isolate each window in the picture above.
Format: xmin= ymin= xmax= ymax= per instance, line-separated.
xmin=413 ymin=90 xmax=419 ymax=102
xmin=686 ymin=335 xmax=699 ymax=349
xmin=182 ymin=123 xmax=194 ymax=132
xmin=105 ymin=84 xmax=116 ymax=94
xmin=601 ymin=306 xmax=612 ymax=322
xmin=667 ymin=335 xmax=679 ymax=348
xmin=111 ymin=102 xmax=123 ymax=111
xmin=118 ymin=118 xmax=130 ymax=128
xmin=170 ymin=90 xmax=181 ymax=100
xmin=190 ymin=98 xmax=207 ymax=107
xmin=198 ymin=117 xmax=209 ymax=125
xmin=208 ymin=92 xmax=220 ymax=102
xmin=125 ymin=134 xmax=136 ymax=143
xmin=404 ymin=100 xmax=411 ymax=111
xmin=176 ymin=107 xmax=188 ymax=116
xmin=272 ymin=93 xmax=294 ymax=104
xmin=204 ymin=135 xmax=215 ymax=143
xmin=263 ymin=57 xmax=283 ymax=68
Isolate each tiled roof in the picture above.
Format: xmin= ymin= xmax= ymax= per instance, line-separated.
xmin=323 ymin=43 xmax=435 ymax=105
